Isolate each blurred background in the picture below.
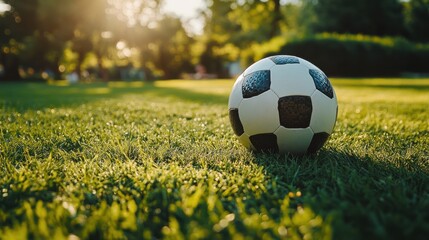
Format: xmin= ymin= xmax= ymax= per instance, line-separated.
xmin=0 ymin=0 xmax=428 ymax=82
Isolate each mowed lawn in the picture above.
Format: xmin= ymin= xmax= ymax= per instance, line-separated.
xmin=0 ymin=78 xmax=428 ymax=240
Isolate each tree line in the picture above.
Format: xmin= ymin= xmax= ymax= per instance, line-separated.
xmin=0 ymin=0 xmax=428 ymax=81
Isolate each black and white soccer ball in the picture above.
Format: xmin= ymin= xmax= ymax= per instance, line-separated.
xmin=228 ymin=55 xmax=338 ymax=154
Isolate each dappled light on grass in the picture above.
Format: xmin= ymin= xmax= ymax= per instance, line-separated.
xmin=154 ymin=80 xmax=234 ymax=95
xmin=47 ymin=80 xmax=71 ymax=86
xmin=331 ymin=78 xmax=429 ymax=103
xmin=108 ymin=81 xmax=145 ymax=88
xmin=82 ymin=87 xmax=111 ymax=95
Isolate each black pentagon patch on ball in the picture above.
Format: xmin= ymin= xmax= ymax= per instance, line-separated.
xmin=309 ymin=69 xmax=334 ymax=99
xmin=278 ymin=96 xmax=312 ymax=128
xmin=229 ymin=108 xmax=244 ymax=136
xmin=307 ymin=132 xmax=330 ymax=153
xmin=270 ymin=56 xmax=300 ymax=65
xmin=242 ymin=70 xmax=271 ymax=98
xmin=249 ymin=133 xmax=279 ymax=152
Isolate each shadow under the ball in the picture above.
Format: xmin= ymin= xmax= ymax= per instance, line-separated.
xmin=251 ymin=148 xmax=429 ymax=239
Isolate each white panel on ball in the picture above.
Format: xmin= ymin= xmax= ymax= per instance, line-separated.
xmin=239 ymin=90 xmax=280 ymax=136
xmin=243 ymin=58 xmax=276 ymax=76
xmin=270 ymin=64 xmax=316 ymax=97
xmin=275 ymin=127 xmax=314 ymax=154
xmin=300 ymin=58 xmax=322 ymax=71
xmin=310 ymin=90 xmax=338 ymax=134
xmin=228 ymin=74 xmax=244 ymax=108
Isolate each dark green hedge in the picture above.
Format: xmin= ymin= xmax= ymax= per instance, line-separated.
xmin=270 ymin=34 xmax=429 ymax=77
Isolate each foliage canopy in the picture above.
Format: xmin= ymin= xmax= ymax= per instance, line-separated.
xmin=0 ymin=0 xmax=428 ymax=80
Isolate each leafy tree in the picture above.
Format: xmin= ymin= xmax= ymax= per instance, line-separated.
xmin=301 ymin=0 xmax=406 ymax=36
xmin=406 ymin=0 xmax=429 ymax=42
xmin=198 ymin=0 xmax=237 ymax=75
xmin=200 ymin=0 xmax=288 ymax=75
xmin=151 ymin=16 xmax=195 ymax=79
xmin=0 ymin=0 xmax=196 ymax=80
xmin=0 ymin=0 xmax=38 ymax=80
xmin=0 ymin=0 xmax=86 ymax=80
xmin=108 ymin=0 xmax=194 ymax=79
xmin=69 ymin=1 xmax=110 ymax=78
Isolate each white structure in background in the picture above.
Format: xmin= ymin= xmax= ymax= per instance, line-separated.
xmin=228 ymin=61 xmax=242 ymax=78
xmin=66 ymin=71 xmax=79 ymax=84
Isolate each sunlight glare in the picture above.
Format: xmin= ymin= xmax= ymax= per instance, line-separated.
xmin=0 ymin=1 xmax=11 ymax=13
xmin=162 ymin=0 xmax=205 ymax=35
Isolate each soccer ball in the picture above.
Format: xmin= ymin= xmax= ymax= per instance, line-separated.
xmin=228 ymin=55 xmax=338 ymax=154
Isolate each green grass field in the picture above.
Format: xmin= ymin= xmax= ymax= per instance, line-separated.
xmin=1 ymin=78 xmax=428 ymax=240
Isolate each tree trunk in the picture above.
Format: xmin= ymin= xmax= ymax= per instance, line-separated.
xmin=0 ymin=54 xmax=21 ymax=81
xmin=269 ymin=0 xmax=282 ymax=38
xmin=96 ymin=53 xmax=108 ymax=81
xmin=76 ymin=53 xmax=84 ymax=80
